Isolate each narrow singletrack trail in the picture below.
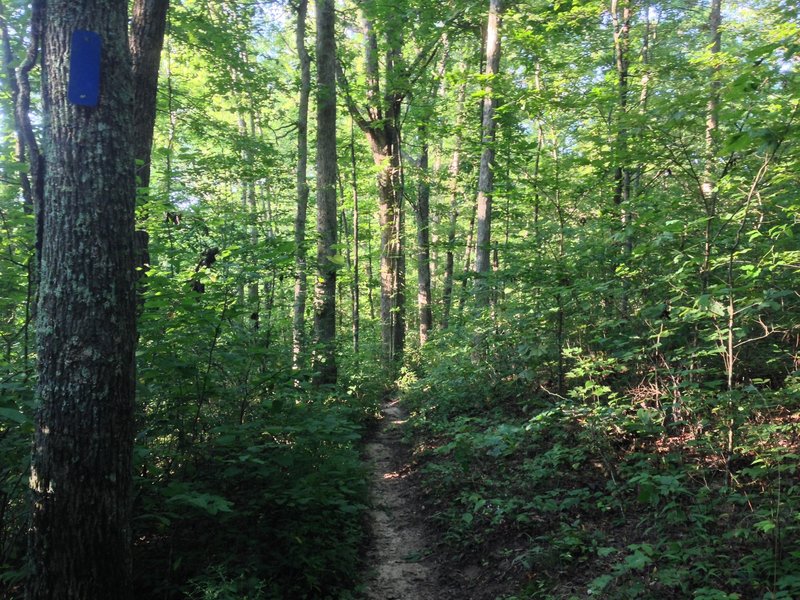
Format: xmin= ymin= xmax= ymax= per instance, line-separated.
xmin=362 ymin=398 xmax=453 ymax=600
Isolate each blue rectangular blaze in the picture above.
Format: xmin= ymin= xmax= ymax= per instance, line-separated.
xmin=68 ymin=30 xmax=102 ymax=106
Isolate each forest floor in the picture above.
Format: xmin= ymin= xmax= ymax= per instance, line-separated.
xmin=360 ymin=398 xmax=516 ymax=600
xmin=361 ymin=398 xmax=457 ymax=600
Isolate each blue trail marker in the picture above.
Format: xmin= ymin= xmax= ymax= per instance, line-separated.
xmin=68 ymin=30 xmax=101 ymax=106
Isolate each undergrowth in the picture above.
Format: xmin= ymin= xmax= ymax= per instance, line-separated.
xmin=401 ymin=327 xmax=800 ymax=600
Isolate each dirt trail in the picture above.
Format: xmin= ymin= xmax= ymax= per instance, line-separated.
xmin=362 ymin=398 xmax=452 ymax=600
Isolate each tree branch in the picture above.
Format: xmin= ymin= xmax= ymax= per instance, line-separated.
xmin=336 ymin=60 xmax=371 ymax=133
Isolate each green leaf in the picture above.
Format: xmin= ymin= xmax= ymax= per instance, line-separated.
xmin=329 ymin=254 xmax=346 ymax=267
xmin=588 ymin=574 xmax=614 ymax=593
xmin=722 ymin=131 xmax=751 ymax=153
xmin=0 ymin=407 xmax=29 ymax=424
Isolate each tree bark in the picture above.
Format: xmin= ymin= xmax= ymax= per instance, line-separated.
xmin=292 ymin=0 xmax=311 ymax=370
xmin=27 ymin=1 xmax=137 ymax=598
xmin=474 ymin=0 xmax=503 ymax=306
xmin=312 ymin=0 xmax=337 ymax=384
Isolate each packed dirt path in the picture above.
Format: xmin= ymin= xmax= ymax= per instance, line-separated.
xmin=362 ymin=398 xmax=452 ymax=600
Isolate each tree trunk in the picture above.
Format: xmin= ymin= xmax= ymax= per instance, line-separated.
xmin=7 ymin=0 xmax=44 ymax=263
xmin=700 ymin=0 xmax=722 ymax=291
xmin=441 ymin=81 xmax=466 ymax=329
xmin=0 ymin=2 xmax=42 ymax=381
xmin=366 ymin=213 xmax=376 ymax=320
xmin=130 ymin=0 xmax=169 ymax=291
xmin=474 ymin=0 xmax=503 ymax=306
xmin=416 ymin=131 xmax=433 ymax=345
xmin=633 ymin=0 xmax=652 ymax=199
xmin=350 ymin=118 xmax=360 ymax=352
xmin=28 ymin=2 xmax=137 ymax=598
xmin=458 ymin=200 xmax=476 ymax=315
xmin=130 ymin=0 xmax=168 ymax=192
xmin=312 ymin=0 xmax=337 ymax=384
xmin=240 ymin=110 xmax=259 ymax=325
xmin=0 ymin=3 xmax=37 ymax=215
xmin=292 ymin=0 xmax=311 ymax=370
xmin=339 ymin=7 xmax=411 ymax=367
xmin=611 ymin=0 xmax=632 ymax=318
xmin=364 ymin=124 xmax=404 ymax=364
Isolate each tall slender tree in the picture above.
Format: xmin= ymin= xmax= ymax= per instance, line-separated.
xmin=130 ymin=0 xmax=169 ymax=286
xmin=700 ymin=0 xmax=722 ymax=291
xmin=292 ymin=0 xmax=311 ymax=370
xmin=27 ymin=1 xmax=138 ymax=597
xmin=474 ymin=0 xmax=503 ymax=307
xmin=130 ymin=0 xmax=169 ymax=193
xmin=312 ymin=0 xmax=337 ymax=384
xmin=441 ymin=81 xmax=466 ymax=329
xmin=349 ymin=118 xmax=361 ymax=352
xmin=611 ymin=0 xmax=632 ymax=317
xmin=415 ymin=129 xmax=433 ymax=345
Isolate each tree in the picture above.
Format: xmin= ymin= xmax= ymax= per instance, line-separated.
xmin=415 ymin=130 xmax=433 ymax=345
xmin=441 ymin=79 xmax=467 ymax=329
xmin=26 ymin=1 xmax=138 ymax=598
xmin=27 ymin=0 xmax=136 ymax=600
xmin=292 ymin=0 xmax=311 ymax=371
xmin=700 ymin=0 xmax=722 ymax=291
xmin=312 ymin=0 xmax=337 ymax=385
xmin=338 ymin=8 xmax=406 ymax=365
xmin=474 ymin=0 xmax=502 ymax=307
xmin=610 ymin=0 xmax=632 ymax=317
xmin=130 ymin=0 xmax=169 ymax=289
xmin=131 ymin=0 xmax=169 ymax=193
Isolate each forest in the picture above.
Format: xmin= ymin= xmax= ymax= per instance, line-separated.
xmin=0 ymin=0 xmax=797 ymax=598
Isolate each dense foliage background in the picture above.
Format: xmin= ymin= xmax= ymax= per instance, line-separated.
xmin=0 ymin=0 xmax=797 ymax=597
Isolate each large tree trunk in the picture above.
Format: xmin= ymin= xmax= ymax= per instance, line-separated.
xmin=416 ymin=131 xmax=433 ymax=346
xmin=368 ymin=127 xmax=405 ymax=364
xmin=292 ymin=0 xmax=311 ymax=370
xmin=27 ymin=2 xmax=137 ymax=598
xmin=474 ymin=0 xmax=503 ymax=306
xmin=312 ymin=0 xmax=337 ymax=385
